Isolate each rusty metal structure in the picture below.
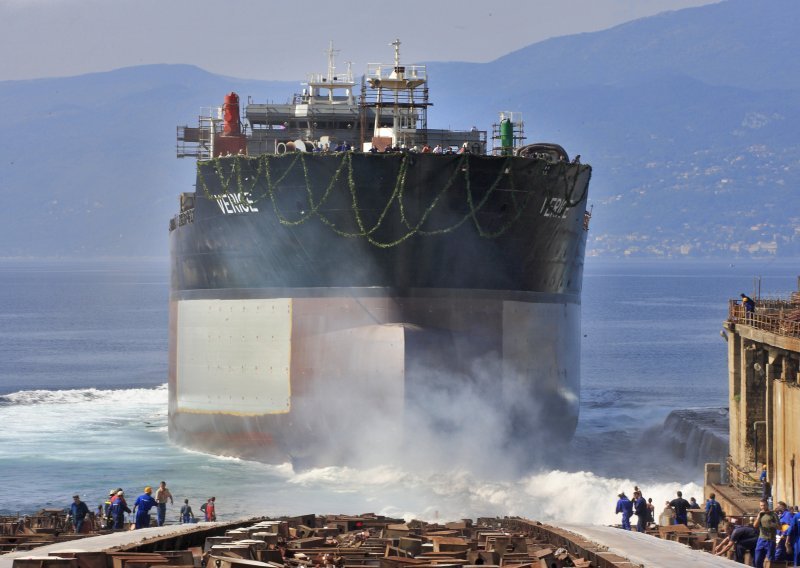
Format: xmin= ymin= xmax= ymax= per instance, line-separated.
xmin=2 ymin=515 xmax=638 ymax=568
xmin=727 ymin=293 xmax=800 ymax=339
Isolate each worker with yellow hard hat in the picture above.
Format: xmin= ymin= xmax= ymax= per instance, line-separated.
xmin=132 ymin=486 xmax=158 ymax=529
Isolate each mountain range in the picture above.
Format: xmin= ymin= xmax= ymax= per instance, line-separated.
xmin=0 ymin=0 xmax=798 ymax=258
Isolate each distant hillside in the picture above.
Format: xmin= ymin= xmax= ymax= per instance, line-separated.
xmin=426 ymin=0 xmax=800 ymax=257
xmin=0 ymin=0 xmax=798 ymax=258
xmin=0 ymin=65 xmax=292 ymax=257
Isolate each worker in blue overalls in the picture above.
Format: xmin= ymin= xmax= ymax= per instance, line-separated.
xmin=786 ymin=507 xmax=800 ymax=567
xmin=615 ymin=492 xmax=633 ymax=530
xmin=633 ymin=491 xmax=648 ymax=533
xmin=774 ymin=501 xmax=794 ymax=563
xmin=705 ymin=492 xmax=723 ymax=532
xmin=132 ymin=486 xmax=158 ymax=529
xmin=108 ymin=490 xmax=131 ymax=530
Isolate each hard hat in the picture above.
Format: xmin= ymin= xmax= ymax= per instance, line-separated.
xmin=144 ymin=486 xmax=152 ymax=494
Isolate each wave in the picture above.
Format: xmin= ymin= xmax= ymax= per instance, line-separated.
xmin=0 ymin=384 xmax=707 ymax=527
xmin=0 ymin=393 xmax=706 ymax=528
xmin=0 ymin=383 xmax=167 ymax=406
xmin=275 ymin=464 xmax=705 ymax=525
xmin=288 ymin=464 xmax=416 ymax=489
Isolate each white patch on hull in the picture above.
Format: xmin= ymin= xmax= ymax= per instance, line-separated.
xmin=175 ymin=298 xmax=293 ymax=415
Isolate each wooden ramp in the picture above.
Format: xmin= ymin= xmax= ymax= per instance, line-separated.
xmin=0 ymin=522 xmax=248 ymax=568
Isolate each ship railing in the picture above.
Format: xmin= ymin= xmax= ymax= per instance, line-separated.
xmin=176 ymin=114 xmax=216 ymax=160
xmin=421 ymin=129 xmax=487 ymax=152
xmin=360 ymin=90 xmax=429 ymax=109
xmin=360 ymin=68 xmax=430 ymax=109
xmin=727 ymin=299 xmax=800 ymax=339
xmin=169 ymin=208 xmax=194 ymax=232
xmin=726 ymin=457 xmax=763 ymax=496
xmin=366 ymin=62 xmax=427 ymax=81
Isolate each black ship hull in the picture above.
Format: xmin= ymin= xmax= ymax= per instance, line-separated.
xmin=168 ymin=152 xmax=590 ymax=466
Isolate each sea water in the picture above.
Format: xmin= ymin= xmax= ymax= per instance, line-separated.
xmin=0 ymin=257 xmax=797 ymax=525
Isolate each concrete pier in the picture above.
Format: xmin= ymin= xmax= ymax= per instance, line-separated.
xmin=0 ymin=520 xmax=256 ymax=568
xmin=550 ymin=522 xmax=741 ymax=567
xmin=707 ymin=290 xmax=800 ymax=514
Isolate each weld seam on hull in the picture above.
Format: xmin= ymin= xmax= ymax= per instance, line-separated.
xmin=171 ymin=287 xmax=580 ymax=305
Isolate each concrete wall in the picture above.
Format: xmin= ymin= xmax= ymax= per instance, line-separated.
xmin=727 ymin=320 xmax=800 ymax=506
xmin=771 ymin=374 xmax=800 ymax=506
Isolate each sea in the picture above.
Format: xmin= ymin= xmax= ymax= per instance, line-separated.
xmin=0 ymin=257 xmax=797 ymax=525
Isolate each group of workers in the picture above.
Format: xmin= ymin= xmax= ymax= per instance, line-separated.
xmin=367 ymin=142 xmax=472 ymax=154
xmin=279 ymin=139 xmax=480 ymax=155
xmin=615 ymin=485 xmax=800 ymax=567
xmin=712 ymin=499 xmax=800 ymax=567
xmin=614 ymin=486 xmax=655 ymax=532
xmin=615 ymin=489 xmax=724 ymax=532
xmin=68 ymin=482 xmax=218 ymax=532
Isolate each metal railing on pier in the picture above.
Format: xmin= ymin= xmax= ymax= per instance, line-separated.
xmin=727 ymin=296 xmax=800 ymax=339
xmin=726 ymin=457 xmax=763 ymax=497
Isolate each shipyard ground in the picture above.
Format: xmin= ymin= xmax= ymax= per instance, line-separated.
xmin=1 ymin=517 xmax=741 ymax=568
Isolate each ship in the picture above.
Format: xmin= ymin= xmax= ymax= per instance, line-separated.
xmin=168 ymin=40 xmax=592 ymax=467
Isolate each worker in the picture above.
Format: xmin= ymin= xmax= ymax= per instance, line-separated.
xmin=201 ymin=496 xmax=216 ymax=521
xmin=786 ymin=506 xmax=800 ymax=566
xmin=754 ymin=499 xmax=779 ymax=568
xmin=669 ymin=491 xmax=691 ymax=525
xmin=633 ymin=491 xmax=648 ymax=532
xmin=706 ymin=493 xmax=723 ymax=531
xmin=104 ymin=489 xmax=117 ymax=528
xmin=180 ymin=499 xmax=195 ymax=523
xmin=774 ymin=501 xmax=793 ymax=562
xmin=108 ymin=490 xmax=130 ymax=530
xmin=615 ymin=492 xmax=633 ymax=530
xmin=741 ymin=293 xmax=755 ymax=314
xmin=69 ymin=495 xmax=89 ymax=534
xmin=154 ymin=481 xmax=174 ymax=527
xmin=132 ymin=486 xmax=158 ymax=529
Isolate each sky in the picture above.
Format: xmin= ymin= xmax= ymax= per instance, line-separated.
xmin=0 ymin=0 xmax=720 ymax=82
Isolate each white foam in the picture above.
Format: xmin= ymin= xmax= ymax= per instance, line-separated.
xmin=0 ymin=384 xmax=167 ymax=406
xmin=0 ymin=383 xmax=704 ymax=528
xmin=278 ymin=464 xmax=704 ymax=525
xmin=0 ymin=385 xmax=168 ymax=454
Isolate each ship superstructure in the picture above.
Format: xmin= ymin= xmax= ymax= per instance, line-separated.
xmin=168 ymin=41 xmax=592 ymax=467
xmin=178 ymin=40 xmax=485 ymax=160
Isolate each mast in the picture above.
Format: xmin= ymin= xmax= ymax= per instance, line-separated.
xmin=306 ymin=40 xmax=355 ymax=105
xmin=324 ymin=40 xmax=339 ymax=103
xmin=363 ymin=38 xmax=430 ymax=148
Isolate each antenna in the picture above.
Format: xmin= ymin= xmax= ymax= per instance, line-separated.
xmin=325 ymin=40 xmax=340 ymax=82
xmin=391 ymin=38 xmax=401 ymax=67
